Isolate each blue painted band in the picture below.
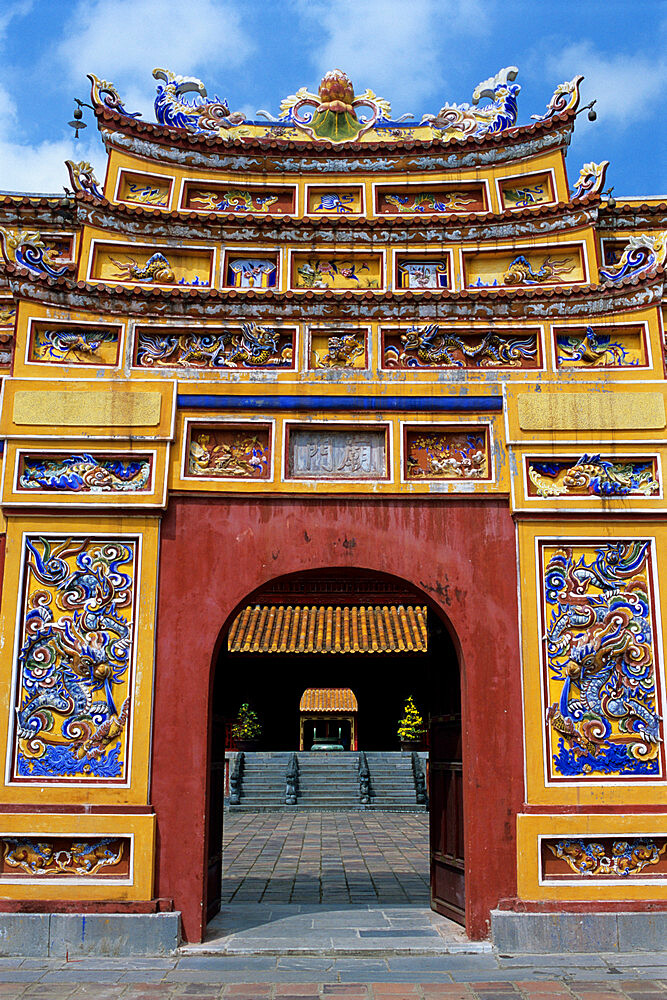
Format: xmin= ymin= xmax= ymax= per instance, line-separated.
xmin=177 ymin=394 xmax=503 ymax=413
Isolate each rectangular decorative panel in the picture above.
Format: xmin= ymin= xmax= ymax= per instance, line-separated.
xmin=28 ymin=320 xmax=122 ymax=366
xmin=396 ymin=257 xmax=449 ymax=290
xmin=291 ymin=253 xmax=383 ymax=290
xmin=186 ymin=423 xmax=272 ymax=480
xmin=223 ymin=254 xmax=277 ymax=288
xmin=540 ymin=836 xmax=667 ymax=882
xmin=134 ymin=324 xmax=295 ymax=369
xmin=404 ymin=426 xmax=490 ymax=480
xmin=539 ymin=540 xmax=664 ymax=782
xmin=463 ymin=245 xmax=585 ymax=288
xmin=182 ymin=182 xmax=294 ymax=215
xmin=287 ymin=427 xmax=387 ymax=480
xmin=116 ymin=171 xmax=172 ymax=208
xmin=526 ymin=456 xmax=659 ymax=499
xmin=306 ymin=186 xmax=363 ymax=215
xmin=0 ymin=836 xmax=131 ymax=881
xmin=308 ymin=328 xmax=368 ymax=370
xmin=554 ymin=324 xmax=648 ymax=369
xmin=499 ymin=172 xmax=554 ymax=209
xmin=10 ymin=535 xmax=138 ymax=784
xmin=382 ymin=325 xmax=540 ymax=369
xmin=375 ymin=183 xmax=486 ymax=215
xmin=16 ymin=453 xmax=153 ymax=494
xmin=91 ymin=244 xmax=212 ymax=287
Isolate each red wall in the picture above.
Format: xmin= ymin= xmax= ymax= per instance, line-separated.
xmin=151 ymin=496 xmax=523 ymax=942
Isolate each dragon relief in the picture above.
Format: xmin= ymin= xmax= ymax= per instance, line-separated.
xmin=529 ymin=456 xmax=659 ymax=499
xmin=556 ymin=326 xmax=632 ymax=367
xmin=420 ymin=66 xmax=520 ymax=138
xmin=109 ymin=251 xmax=207 ymax=286
xmin=546 ymin=839 xmax=667 ymax=878
xmin=315 ymin=333 xmax=365 ymax=368
xmin=3 ymin=837 xmax=125 ymax=877
xmin=13 ymin=537 xmax=136 ymax=780
xmin=136 ymin=324 xmax=293 ymax=369
xmin=19 ymin=455 xmax=151 ymax=494
xmin=600 ymin=233 xmax=667 ymax=283
xmin=503 ymin=254 xmax=575 ymax=285
xmin=385 ymin=324 xmax=537 ymax=368
xmin=543 ymin=542 xmax=662 ymax=778
xmin=153 ymin=68 xmax=247 ymax=135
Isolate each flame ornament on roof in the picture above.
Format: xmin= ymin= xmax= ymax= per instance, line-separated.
xmin=571 ymin=161 xmax=609 ymax=200
xmin=65 ymin=160 xmax=103 ymax=199
xmin=420 ymin=66 xmax=520 ymax=138
xmin=0 ymin=228 xmax=69 ymax=278
xmin=600 ymin=234 xmax=667 ymax=283
xmin=88 ymin=66 xmax=585 ymax=145
xmin=532 ymin=74 xmax=584 ymax=122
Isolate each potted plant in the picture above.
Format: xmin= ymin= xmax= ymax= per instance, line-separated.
xmin=397 ymin=696 xmax=425 ymax=751
xmin=231 ymin=702 xmax=262 ymax=751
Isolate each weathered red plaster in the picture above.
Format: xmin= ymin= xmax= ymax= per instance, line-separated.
xmin=151 ymin=496 xmax=524 ymax=943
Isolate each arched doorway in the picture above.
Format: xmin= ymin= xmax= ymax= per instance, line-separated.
xmin=151 ymin=493 xmax=523 ymax=944
xmin=206 ymin=567 xmax=463 ymax=926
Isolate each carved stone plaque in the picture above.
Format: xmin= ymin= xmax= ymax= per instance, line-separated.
xmin=288 ymin=429 xmax=386 ymax=479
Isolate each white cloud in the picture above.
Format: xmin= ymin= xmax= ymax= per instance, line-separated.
xmin=58 ymin=0 xmax=254 ymax=94
xmin=295 ymin=0 xmax=489 ymax=114
xmin=545 ymin=41 xmax=667 ymax=127
xmin=0 ymin=81 xmax=104 ymax=192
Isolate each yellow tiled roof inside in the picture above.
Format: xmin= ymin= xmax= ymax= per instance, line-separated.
xmin=227 ymin=605 xmax=428 ymax=654
xmin=299 ymin=688 xmax=358 ymax=712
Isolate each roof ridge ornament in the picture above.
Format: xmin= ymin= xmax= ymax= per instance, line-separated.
xmin=153 ymin=68 xmax=246 ymax=133
xmin=571 ymin=161 xmax=610 ymax=200
xmin=599 ymin=233 xmax=667 ymax=283
xmin=86 ymin=65 xmax=588 ymax=145
xmin=0 ymin=228 xmax=70 ymax=278
xmin=531 ymin=74 xmax=584 ymax=122
xmin=65 ymin=160 xmax=103 ymax=199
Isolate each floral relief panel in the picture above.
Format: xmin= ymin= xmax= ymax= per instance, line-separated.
xmin=540 ymin=540 xmax=664 ymax=782
xmin=10 ymin=536 xmax=138 ymax=783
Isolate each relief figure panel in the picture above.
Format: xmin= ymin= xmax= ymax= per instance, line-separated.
xmin=292 ymin=253 xmax=382 ymax=290
xmin=182 ymin=182 xmax=294 ymax=215
xmin=540 ymin=540 xmax=664 ymax=782
xmin=404 ymin=427 xmax=490 ymax=481
xmin=10 ymin=535 xmax=138 ymax=783
xmin=306 ymin=186 xmax=364 ymax=215
xmin=116 ymin=171 xmax=172 ymax=208
xmin=28 ymin=321 xmax=122 ymax=367
xmin=527 ymin=456 xmax=659 ymax=499
xmin=308 ymin=328 xmax=368 ymax=370
xmin=91 ymin=244 xmax=212 ymax=287
xmin=17 ymin=454 xmax=152 ymax=495
xmin=396 ymin=258 xmax=449 ymax=290
xmin=375 ymin=183 xmax=486 ymax=215
xmin=464 ymin=245 xmax=585 ymax=288
xmin=186 ymin=423 xmax=272 ymax=480
xmin=382 ymin=325 xmax=540 ymax=369
xmin=554 ymin=324 xmax=647 ymax=369
xmin=287 ymin=427 xmax=387 ymax=480
xmin=498 ymin=172 xmax=554 ymax=209
xmin=224 ymin=255 xmax=277 ymax=288
xmin=541 ymin=837 xmax=667 ymax=882
xmin=134 ymin=324 xmax=294 ymax=369
xmin=0 ymin=836 xmax=130 ymax=880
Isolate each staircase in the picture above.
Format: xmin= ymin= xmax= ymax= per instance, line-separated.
xmin=230 ymin=751 xmax=290 ymax=808
xmin=227 ymin=751 xmax=427 ymax=811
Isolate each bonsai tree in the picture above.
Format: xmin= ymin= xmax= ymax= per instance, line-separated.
xmin=397 ymin=696 xmax=425 ymax=743
xmin=231 ymin=702 xmax=262 ymax=742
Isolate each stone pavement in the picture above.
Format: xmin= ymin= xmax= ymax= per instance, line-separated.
xmin=221 ymin=812 xmax=430 ymax=905
xmin=0 ymin=955 xmax=667 ymax=995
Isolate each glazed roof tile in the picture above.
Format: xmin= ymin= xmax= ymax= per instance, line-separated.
xmin=299 ymin=689 xmax=359 ymax=712
xmin=227 ymin=605 xmax=428 ymax=655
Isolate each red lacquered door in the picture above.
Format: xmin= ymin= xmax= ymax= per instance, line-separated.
xmin=429 ymin=713 xmax=465 ymax=925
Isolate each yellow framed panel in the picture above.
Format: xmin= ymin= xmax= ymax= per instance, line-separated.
xmin=0 ymin=514 xmax=160 ymax=805
xmin=0 ymin=812 xmax=155 ymax=900
xmin=517 ymin=813 xmax=667 ymax=902
xmin=0 ymin=441 xmax=169 ymax=508
xmin=170 ymin=408 xmax=508 ymax=495
xmin=0 ymin=378 xmax=175 ymax=441
xmin=518 ymin=518 xmax=667 ymax=807
xmin=510 ymin=444 xmax=665 ymax=514
xmin=13 ymin=301 xmax=127 ymax=379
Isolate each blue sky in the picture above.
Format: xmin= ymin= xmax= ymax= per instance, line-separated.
xmin=0 ymin=0 xmax=665 ymax=196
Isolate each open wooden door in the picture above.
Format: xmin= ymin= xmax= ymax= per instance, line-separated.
xmin=429 ymin=713 xmax=465 ymax=925
xmin=205 ymin=712 xmax=226 ymax=922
